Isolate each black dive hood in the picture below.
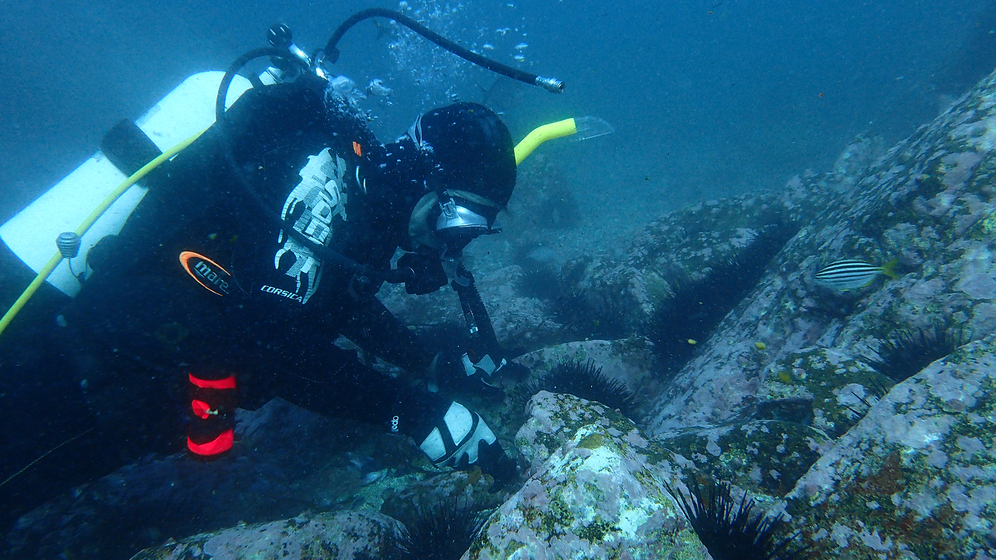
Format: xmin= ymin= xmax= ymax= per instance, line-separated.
xmin=213 ymin=8 xmax=564 ymax=285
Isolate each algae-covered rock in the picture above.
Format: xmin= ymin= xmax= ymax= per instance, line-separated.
xmin=646 ymin=68 xmax=996 ymax=442
xmin=759 ymin=347 xmax=895 ymax=439
xmin=471 ymin=391 xmax=706 ymax=559
xmin=129 ymin=510 xmax=403 ymax=560
xmin=778 ymin=334 xmax=996 ymax=559
xmin=665 ymin=420 xmax=831 ymax=498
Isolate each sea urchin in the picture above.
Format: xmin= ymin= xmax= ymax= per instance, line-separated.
xmin=530 ymin=359 xmax=639 ymax=418
xmin=666 ymin=479 xmax=805 ymax=560
xmin=865 ymin=323 xmax=966 ymax=382
xmin=646 ymin=220 xmax=797 ymax=375
xmin=396 ymin=498 xmax=489 ymax=560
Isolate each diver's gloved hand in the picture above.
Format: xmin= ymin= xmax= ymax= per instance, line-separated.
xmin=477 ymin=438 xmax=520 ymax=492
xmin=418 ymin=402 xmax=520 ymax=490
xmin=397 ymin=251 xmax=447 ymax=295
xmin=431 ymin=351 xmax=506 ymax=400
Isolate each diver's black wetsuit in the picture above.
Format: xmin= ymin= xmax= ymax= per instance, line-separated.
xmin=0 ymin=81 xmax=520 ymax=533
xmin=63 ymin=79 xmax=451 ymax=460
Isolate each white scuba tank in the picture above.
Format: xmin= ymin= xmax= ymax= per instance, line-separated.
xmin=0 ymin=71 xmax=253 ymax=297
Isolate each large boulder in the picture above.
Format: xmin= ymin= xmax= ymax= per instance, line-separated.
xmin=646 ymin=68 xmax=996 ymax=443
xmin=469 ymin=390 xmax=706 ymax=560
xmin=778 ymin=335 xmax=996 ymax=558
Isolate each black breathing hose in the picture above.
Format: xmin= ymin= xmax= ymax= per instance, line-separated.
xmin=322 ymin=8 xmax=564 ymax=93
xmin=213 ymin=49 xmax=414 ymax=286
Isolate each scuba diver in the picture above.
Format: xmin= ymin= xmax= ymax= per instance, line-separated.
xmin=63 ymin=83 xmax=524 ymax=479
xmin=0 ymin=10 xmax=575 ymax=531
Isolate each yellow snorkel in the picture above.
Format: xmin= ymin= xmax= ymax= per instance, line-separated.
xmin=514 ymin=116 xmax=614 ymax=165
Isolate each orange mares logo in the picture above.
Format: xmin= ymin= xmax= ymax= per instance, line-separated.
xmin=179 ymin=251 xmax=233 ymax=296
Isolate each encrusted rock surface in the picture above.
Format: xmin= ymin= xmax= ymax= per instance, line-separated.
xmin=759 ymin=347 xmax=894 ymax=439
xmin=664 ymin=419 xmax=831 ymax=498
xmin=129 ymin=510 xmax=404 ymax=560
xmin=779 ymin=334 xmax=996 ymax=559
xmin=468 ymin=391 xmax=706 ymax=560
xmin=647 ymin=69 xmax=996 ymax=439
xmin=632 ymin=68 xmax=996 ymax=557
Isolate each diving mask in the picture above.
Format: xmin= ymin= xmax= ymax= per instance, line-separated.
xmin=409 ymin=190 xmax=501 ymax=255
xmin=434 ymin=194 xmax=501 ymax=255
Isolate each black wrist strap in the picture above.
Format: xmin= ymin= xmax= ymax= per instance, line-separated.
xmin=451 ymin=266 xmax=500 ymax=356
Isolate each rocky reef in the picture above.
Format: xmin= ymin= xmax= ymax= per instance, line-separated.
xmin=435 ymin=61 xmax=996 ymax=559
xmin=129 ymin=511 xmax=405 ymax=560
xmin=470 ymin=391 xmax=696 ymax=559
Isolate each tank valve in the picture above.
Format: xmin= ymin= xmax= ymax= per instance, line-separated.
xmin=56 ymin=232 xmax=81 ymax=259
xmin=267 ymin=23 xmax=313 ymax=70
xmin=267 ymin=23 xmax=293 ymax=48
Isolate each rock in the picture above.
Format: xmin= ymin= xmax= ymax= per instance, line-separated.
xmin=758 ymin=347 xmax=895 ymax=439
xmin=645 ymin=68 xmax=996 ymax=443
xmin=128 ymin=391 xmax=717 ymax=560
xmin=664 ymin=419 xmax=831 ymax=498
xmin=468 ymin=391 xmax=708 ymax=560
xmin=778 ymin=334 xmax=996 ymax=559
xmin=129 ymin=510 xmax=403 ymax=560
xmin=5 ymin=399 xmax=423 ymax=560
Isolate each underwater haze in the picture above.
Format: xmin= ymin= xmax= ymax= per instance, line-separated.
xmin=1 ymin=0 xmax=996 ymax=556
xmin=1 ymin=0 xmax=993 ymax=226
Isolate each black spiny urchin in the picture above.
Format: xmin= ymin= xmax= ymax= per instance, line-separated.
xmin=515 ymin=255 xmax=632 ymax=341
xmin=395 ymin=498 xmax=490 ymax=560
xmin=666 ymin=479 xmax=806 ymax=560
xmin=549 ymin=287 xmax=631 ymax=340
xmin=530 ymin=359 xmax=639 ymax=418
xmin=866 ymin=324 xmax=966 ymax=382
xmin=646 ymin=220 xmax=798 ymax=376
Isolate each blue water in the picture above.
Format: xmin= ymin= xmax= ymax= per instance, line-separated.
xmin=1 ymin=0 xmax=992 ymax=221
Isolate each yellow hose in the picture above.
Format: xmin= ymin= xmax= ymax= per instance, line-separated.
xmin=514 ymin=117 xmax=577 ymax=165
xmin=0 ymin=129 xmax=206 ymax=337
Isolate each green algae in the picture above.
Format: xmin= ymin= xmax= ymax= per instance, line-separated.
xmin=667 ymin=419 xmax=829 ymax=498
xmin=576 ymin=519 xmax=618 ymax=543
xmin=766 ymin=348 xmax=894 ymax=439
xmin=578 ymin=433 xmax=604 ymax=450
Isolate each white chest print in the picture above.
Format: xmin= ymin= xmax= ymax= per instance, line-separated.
xmin=274 ymin=148 xmax=348 ymax=303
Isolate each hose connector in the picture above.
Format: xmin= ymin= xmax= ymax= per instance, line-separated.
xmin=534 ymin=76 xmax=564 ymax=93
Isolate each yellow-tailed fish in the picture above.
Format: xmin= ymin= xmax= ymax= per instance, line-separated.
xmin=815 ymin=258 xmax=898 ymax=290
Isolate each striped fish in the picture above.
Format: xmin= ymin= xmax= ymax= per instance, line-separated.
xmin=815 ymin=258 xmax=899 ymax=290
